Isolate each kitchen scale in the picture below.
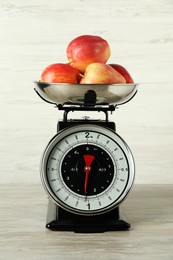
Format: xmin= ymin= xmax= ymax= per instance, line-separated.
xmin=34 ymin=81 xmax=138 ymax=233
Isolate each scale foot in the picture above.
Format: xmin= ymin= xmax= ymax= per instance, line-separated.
xmin=46 ymin=219 xmax=130 ymax=233
xmin=46 ymin=201 xmax=130 ymax=233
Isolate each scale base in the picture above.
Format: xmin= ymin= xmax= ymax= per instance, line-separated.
xmin=46 ymin=200 xmax=130 ymax=233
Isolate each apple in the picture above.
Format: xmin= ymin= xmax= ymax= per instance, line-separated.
xmin=40 ymin=63 xmax=81 ymax=83
xmin=109 ymin=64 xmax=134 ymax=83
xmin=66 ymin=35 xmax=111 ymax=73
xmin=80 ymin=63 xmax=126 ymax=84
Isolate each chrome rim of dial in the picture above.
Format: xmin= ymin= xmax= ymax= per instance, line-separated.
xmin=40 ymin=124 xmax=135 ymax=216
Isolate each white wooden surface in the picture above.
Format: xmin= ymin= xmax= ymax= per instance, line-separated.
xmin=0 ymin=184 xmax=173 ymax=260
xmin=0 ymin=1 xmax=173 ymax=259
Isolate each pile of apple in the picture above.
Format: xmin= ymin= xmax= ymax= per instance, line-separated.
xmin=40 ymin=35 xmax=134 ymax=84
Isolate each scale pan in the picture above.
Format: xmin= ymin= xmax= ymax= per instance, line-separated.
xmin=34 ymin=81 xmax=138 ymax=105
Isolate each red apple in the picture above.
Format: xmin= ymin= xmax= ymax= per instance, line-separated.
xmin=66 ymin=35 xmax=111 ymax=73
xmin=40 ymin=63 xmax=81 ymax=83
xmin=109 ymin=64 xmax=134 ymax=83
xmin=80 ymin=63 xmax=126 ymax=84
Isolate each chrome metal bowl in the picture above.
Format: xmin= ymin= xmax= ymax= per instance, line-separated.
xmin=34 ymin=81 xmax=138 ymax=105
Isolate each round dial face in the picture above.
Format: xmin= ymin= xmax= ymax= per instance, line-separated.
xmin=40 ymin=124 xmax=135 ymax=216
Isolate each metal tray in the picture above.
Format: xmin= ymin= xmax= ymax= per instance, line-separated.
xmin=34 ymin=81 xmax=138 ymax=105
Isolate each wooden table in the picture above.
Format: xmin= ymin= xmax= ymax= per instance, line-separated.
xmin=0 ymin=184 xmax=172 ymax=260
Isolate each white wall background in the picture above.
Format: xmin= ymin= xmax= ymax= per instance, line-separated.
xmin=0 ymin=0 xmax=173 ymax=184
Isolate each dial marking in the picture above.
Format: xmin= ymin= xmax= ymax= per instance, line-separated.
xmin=65 ymin=140 xmax=69 ymax=145
xmin=108 ymin=196 xmax=112 ymax=201
xmin=64 ymin=195 xmax=69 ymax=201
xmin=97 ymin=134 xmax=100 ymax=139
xmin=75 ymin=200 xmax=79 ymax=207
xmin=51 ymin=168 xmax=57 ymax=171
xmin=87 ymin=203 xmax=91 ymax=210
xmin=56 ymin=188 xmax=62 ymax=193
xmin=50 ymin=179 xmax=56 ymax=182
xmin=85 ymin=132 xmax=93 ymax=139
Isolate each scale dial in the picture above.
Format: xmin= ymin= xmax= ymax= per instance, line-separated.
xmin=40 ymin=124 xmax=135 ymax=216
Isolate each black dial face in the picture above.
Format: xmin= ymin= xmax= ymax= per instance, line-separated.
xmin=61 ymin=144 xmax=114 ymax=196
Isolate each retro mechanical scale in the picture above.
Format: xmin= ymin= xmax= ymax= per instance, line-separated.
xmin=34 ymin=81 xmax=138 ymax=233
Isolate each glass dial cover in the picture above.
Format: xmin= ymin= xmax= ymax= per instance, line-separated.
xmin=40 ymin=124 xmax=135 ymax=216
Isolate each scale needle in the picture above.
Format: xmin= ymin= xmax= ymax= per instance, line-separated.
xmin=83 ymin=155 xmax=95 ymax=196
